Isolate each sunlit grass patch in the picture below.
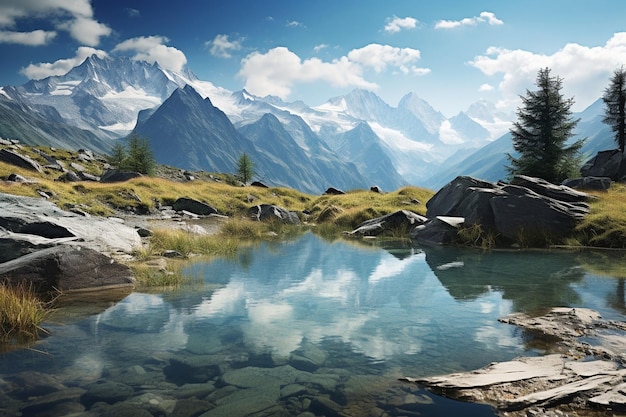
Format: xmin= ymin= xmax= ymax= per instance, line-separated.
xmin=0 ymin=282 xmax=49 ymax=347
xmin=573 ymin=184 xmax=626 ymax=248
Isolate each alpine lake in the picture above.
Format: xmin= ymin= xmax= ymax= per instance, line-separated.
xmin=1 ymin=232 xmax=625 ymax=417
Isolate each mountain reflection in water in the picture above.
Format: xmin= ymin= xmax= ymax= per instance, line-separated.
xmin=0 ymin=232 xmax=624 ymax=417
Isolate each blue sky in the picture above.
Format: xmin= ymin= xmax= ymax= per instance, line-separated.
xmin=1 ymin=0 xmax=626 ymax=116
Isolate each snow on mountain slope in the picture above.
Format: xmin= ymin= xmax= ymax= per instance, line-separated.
xmin=5 ymin=54 xmax=523 ymax=187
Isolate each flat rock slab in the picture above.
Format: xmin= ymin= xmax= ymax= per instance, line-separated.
xmin=402 ymin=308 xmax=626 ymax=415
xmin=0 ymin=192 xmax=141 ymax=254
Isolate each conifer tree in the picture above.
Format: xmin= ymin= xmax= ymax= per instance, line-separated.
xmin=236 ymin=152 xmax=254 ymax=184
xmin=124 ymin=134 xmax=156 ymax=175
xmin=602 ymin=66 xmax=626 ymax=153
xmin=108 ymin=141 xmax=127 ymax=167
xmin=507 ymin=67 xmax=584 ymax=183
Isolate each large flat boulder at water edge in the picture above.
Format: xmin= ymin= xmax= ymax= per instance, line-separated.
xmin=350 ymin=210 xmax=427 ymax=236
xmin=0 ymin=245 xmax=135 ymax=293
xmin=581 ymin=149 xmax=626 ymax=181
xmin=416 ymin=175 xmax=590 ymax=245
xmin=409 ymin=216 xmax=463 ymax=246
xmin=0 ymin=192 xmax=141 ymax=254
xmin=491 ymin=184 xmax=589 ymax=242
xmin=425 ymin=176 xmax=495 ymax=218
xmin=402 ymin=307 xmax=626 ymax=415
xmin=248 ymin=204 xmax=300 ymax=224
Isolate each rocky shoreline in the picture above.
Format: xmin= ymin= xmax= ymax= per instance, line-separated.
xmin=403 ymin=307 xmax=626 ymax=416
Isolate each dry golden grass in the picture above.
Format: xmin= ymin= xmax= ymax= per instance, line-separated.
xmin=573 ymin=183 xmax=626 ymax=248
xmin=0 ymin=282 xmax=49 ymax=346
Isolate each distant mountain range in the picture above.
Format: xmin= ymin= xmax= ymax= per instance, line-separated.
xmin=0 ymin=54 xmax=614 ymax=192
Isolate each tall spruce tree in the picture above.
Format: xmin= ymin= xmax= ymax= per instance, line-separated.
xmin=602 ymin=66 xmax=626 ymax=153
xmin=507 ymin=67 xmax=584 ymax=183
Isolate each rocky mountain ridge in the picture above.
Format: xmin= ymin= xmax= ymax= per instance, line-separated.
xmin=0 ymin=54 xmax=612 ymax=192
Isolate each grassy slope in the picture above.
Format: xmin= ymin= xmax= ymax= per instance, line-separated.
xmin=1 ymin=145 xmax=625 ymax=248
xmin=0 ymin=145 xmax=431 ymax=229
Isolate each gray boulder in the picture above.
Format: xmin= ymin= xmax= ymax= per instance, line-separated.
xmin=350 ymin=210 xmax=426 ymax=236
xmin=77 ymin=171 xmax=100 ymax=182
xmin=581 ymin=149 xmax=626 ymax=181
xmin=172 ymin=197 xmax=218 ymax=216
xmin=410 ymin=216 xmax=464 ymax=246
xmin=426 ymin=176 xmax=495 ymax=218
xmin=100 ymin=169 xmax=142 ymax=183
xmin=0 ymin=192 xmax=141 ymax=254
xmin=420 ymin=176 xmax=590 ymax=246
xmin=249 ymin=204 xmax=300 ymax=224
xmin=562 ymin=177 xmax=612 ymax=191
xmin=491 ymin=187 xmax=589 ymax=242
xmin=0 ymin=245 xmax=135 ymax=293
xmin=7 ymin=173 xmax=35 ymax=183
xmin=57 ymin=171 xmax=81 ymax=182
xmin=324 ymin=187 xmax=345 ymax=195
xmin=0 ymin=148 xmax=43 ymax=172
xmin=510 ymin=175 xmax=590 ymax=203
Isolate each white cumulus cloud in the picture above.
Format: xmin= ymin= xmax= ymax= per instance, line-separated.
xmin=469 ymin=32 xmax=626 ymax=111
xmin=238 ymin=47 xmax=375 ymax=98
xmin=0 ymin=29 xmax=56 ymax=46
xmin=207 ymin=34 xmax=243 ymax=58
xmin=0 ymin=0 xmax=111 ymax=46
xmin=113 ymin=36 xmax=187 ymax=73
xmin=238 ymin=44 xmax=429 ymax=99
xmin=384 ymin=16 xmax=418 ymax=33
xmin=435 ymin=11 xmax=503 ymax=30
xmin=58 ymin=15 xmax=111 ymax=47
xmin=20 ymin=46 xmax=107 ymax=79
xmin=347 ymin=44 xmax=428 ymax=75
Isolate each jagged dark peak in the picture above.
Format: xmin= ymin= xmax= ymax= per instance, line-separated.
xmin=167 ymin=84 xmax=204 ymax=104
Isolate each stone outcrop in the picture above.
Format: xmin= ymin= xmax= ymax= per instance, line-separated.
xmin=248 ymin=204 xmax=300 ymax=225
xmin=0 ymin=192 xmax=141 ymax=293
xmin=0 ymin=148 xmax=43 ymax=172
xmin=562 ymin=176 xmax=612 ymax=191
xmin=171 ymin=197 xmax=218 ymax=216
xmin=100 ymin=169 xmax=142 ymax=183
xmin=350 ymin=210 xmax=426 ymax=236
xmin=402 ymin=308 xmax=626 ymax=416
xmin=409 ymin=216 xmax=463 ymax=246
xmin=581 ymin=149 xmax=626 ymax=181
xmin=0 ymin=193 xmax=142 ymax=254
xmin=323 ymin=187 xmax=345 ymax=195
xmin=414 ymin=175 xmax=590 ymax=245
xmin=0 ymin=245 xmax=135 ymax=293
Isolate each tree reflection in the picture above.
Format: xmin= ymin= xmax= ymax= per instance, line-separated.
xmin=422 ymin=246 xmax=584 ymax=314
xmin=574 ymin=250 xmax=626 ymax=314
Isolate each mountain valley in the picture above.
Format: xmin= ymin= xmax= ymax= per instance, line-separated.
xmin=0 ymin=54 xmax=613 ymax=192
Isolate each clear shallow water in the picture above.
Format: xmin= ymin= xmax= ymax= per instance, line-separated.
xmin=1 ymin=233 xmax=625 ymax=416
